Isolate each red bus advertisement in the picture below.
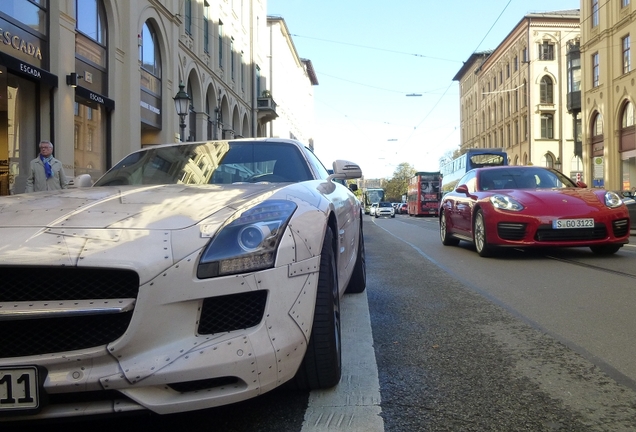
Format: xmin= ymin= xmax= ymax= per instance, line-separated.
xmin=407 ymin=171 xmax=441 ymax=216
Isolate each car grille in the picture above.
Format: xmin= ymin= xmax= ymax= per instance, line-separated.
xmin=197 ymin=290 xmax=268 ymax=335
xmin=497 ymin=222 xmax=527 ymax=240
xmin=0 ymin=267 xmax=139 ymax=358
xmin=612 ymin=218 xmax=630 ymax=238
xmin=535 ymin=223 xmax=607 ymax=242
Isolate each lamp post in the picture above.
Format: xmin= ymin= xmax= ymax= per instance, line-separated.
xmin=554 ymin=157 xmax=562 ymax=172
xmin=173 ymin=82 xmax=190 ymax=142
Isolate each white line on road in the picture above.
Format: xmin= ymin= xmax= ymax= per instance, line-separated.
xmin=301 ymin=290 xmax=384 ymax=432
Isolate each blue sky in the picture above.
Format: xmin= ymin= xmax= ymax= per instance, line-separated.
xmin=266 ymin=0 xmax=580 ymax=179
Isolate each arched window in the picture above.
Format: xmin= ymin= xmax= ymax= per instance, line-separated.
xmin=540 ymin=76 xmax=553 ymax=103
xmin=591 ymin=112 xmax=604 ymax=157
xmin=77 ymin=0 xmax=106 ymax=44
xmin=592 ymin=112 xmax=603 ymax=136
xmin=140 ymin=22 xmax=161 ymax=80
xmin=620 ymin=102 xmax=636 ymax=153
xmin=543 ymin=153 xmax=554 ymax=168
xmin=139 ymin=20 xmax=163 ymax=138
xmin=622 ymin=101 xmax=634 ymax=128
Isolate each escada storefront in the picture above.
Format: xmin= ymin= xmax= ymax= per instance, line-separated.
xmin=0 ymin=5 xmax=57 ymax=195
xmin=0 ymin=1 xmax=115 ymax=195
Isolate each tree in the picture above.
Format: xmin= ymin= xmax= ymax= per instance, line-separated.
xmin=384 ymin=162 xmax=416 ymax=201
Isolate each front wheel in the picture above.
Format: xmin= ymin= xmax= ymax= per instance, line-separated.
xmin=474 ymin=210 xmax=493 ymax=257
xmin=293 ymin=227 xmax=341 ymax=389
xmin=590 ymin=244 xmax=622 ymax=255
xmin=440 ymin=212 xmax=459 ymax=246
xmin=345 ymin=223 xmax=366 ymax=294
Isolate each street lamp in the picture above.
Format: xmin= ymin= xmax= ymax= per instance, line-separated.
xmin=554 ymin=157 xmax=562 ymax=171
xmin=173 ymin=82 xmax=190 ymax=142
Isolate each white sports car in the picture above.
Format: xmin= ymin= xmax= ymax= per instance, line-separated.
xmin=0 ymin=138 xmax=366 ymax=421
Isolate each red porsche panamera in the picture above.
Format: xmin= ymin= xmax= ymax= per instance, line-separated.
xmin=439 ymin=166 xmax=630 ymax=257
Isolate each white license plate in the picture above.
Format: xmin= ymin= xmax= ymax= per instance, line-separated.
xmin=0 ymin=367 xmax=40 ymax=411
xmin=552 ymin=218 xmax=594 ymax=229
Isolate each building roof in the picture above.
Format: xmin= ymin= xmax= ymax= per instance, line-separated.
xmin=453 ymin=51 xmax=492 ymax=82
xmin=301 ymin=59 xmax=319 ymax=85
xmin=525 ymin=9 xmax=580 ymax=19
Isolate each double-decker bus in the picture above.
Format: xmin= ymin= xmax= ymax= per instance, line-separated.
xmin=440 ymin=148 xmax=508 ymax=194
xmin=407 ymin=171 xmax=441 ymax=216
xmin=362 ymin=187 xmax=385 ymax=214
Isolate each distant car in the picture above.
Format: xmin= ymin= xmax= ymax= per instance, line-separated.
xmin=617 ymin=190 xmax=636 ymax=222
xmin=440 ymin=166 xmax=630 ymax=257
xmin=398 ymin=203 xmax=408 ymax=214
xmin=0 ymin=138 xmax=367 ymax=421
xmin=375 ymin=201 xmax=395 ymax=218
xmin=369 ymin=202 xmax=379 ymax=216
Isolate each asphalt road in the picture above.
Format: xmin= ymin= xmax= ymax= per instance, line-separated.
xmin=367 ymin=214 xmax=636 ymax=431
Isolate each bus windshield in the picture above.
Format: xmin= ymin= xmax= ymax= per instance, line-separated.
xmin=441 ymin=149 xmax=508 ymax=194
xmin=362 ymin=188 xmax=385 ymax=214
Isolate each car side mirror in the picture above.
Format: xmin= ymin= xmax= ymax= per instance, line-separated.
xmin=329 ymin=159 xmax=362 ymax=181
xmin=349 ymin=184 xmax=358 ymax=192
xmin=72 ymin=173 xmax=93 ymax=188
xmin=576 ymin=181 xmax=587 ymax=188
xmin=455 ymin=184 xmax=469 ymax=195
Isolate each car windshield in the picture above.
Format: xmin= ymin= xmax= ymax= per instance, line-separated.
xmin=379 ymin=202 xmax=392 ymax=207
xmin=479 ymin=167 xmax=577 ymax=191
xmin=94 ymin=141 xmax=314 ymax=186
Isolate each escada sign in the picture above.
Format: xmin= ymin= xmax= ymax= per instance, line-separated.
xmin=90 ymin=92 xmax=104 ymax=104
xmin=0 ymin=29 xmax=42 ymax=60
xmin=19 ymin=63 xmax=41 ymax=79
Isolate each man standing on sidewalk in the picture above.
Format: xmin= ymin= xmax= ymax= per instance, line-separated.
xmin=25 ymin=140 xmax=69 ymax=192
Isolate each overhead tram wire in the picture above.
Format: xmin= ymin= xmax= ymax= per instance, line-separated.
xmin=393 ymin=0 xmax=513 ymax=156
xmin=289 ymin=34 xmax=462 ymax=64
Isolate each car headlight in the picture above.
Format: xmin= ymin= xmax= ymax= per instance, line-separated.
xmin=605 ymin=191 xmax=623 ymax=208
xmin=197 ymin=200 xmax=297 ymax=279
xmin=489 ymin=194 xmax=524 ymax=211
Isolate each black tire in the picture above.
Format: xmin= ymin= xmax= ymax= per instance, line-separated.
xmin=440 ymin=211 xmax=460 ymax=246
xmin=293 ymin=226 xmax=342 ymax=389
xmin=345 ymin=223 xmax=366 ymax=294
xmin=474 ymin=210 xmax=493 ymax=257
xmin=590 ymin=244 xmax=622 ymax=255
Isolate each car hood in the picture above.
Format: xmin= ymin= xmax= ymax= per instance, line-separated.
xmin=497 ymin=188 xmax=613 ymax=213
xmin=0 ymin=184 xmax=292 ymax=276
xmin=0 ymin=184 xmax=283 ymax=230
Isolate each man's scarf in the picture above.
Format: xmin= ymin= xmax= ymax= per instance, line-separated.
xmin=40 ymin=155 xmax=53 ymax=178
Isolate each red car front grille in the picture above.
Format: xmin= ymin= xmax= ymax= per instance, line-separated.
xmin=535 ymin=224 xmax=607 ymax=242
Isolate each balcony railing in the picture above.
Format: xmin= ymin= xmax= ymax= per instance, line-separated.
xmin=257 ymin=97 xmax=278 ymax=123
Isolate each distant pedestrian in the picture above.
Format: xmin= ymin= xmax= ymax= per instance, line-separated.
xmin=25 ymin=140 xmax=69 ymax=192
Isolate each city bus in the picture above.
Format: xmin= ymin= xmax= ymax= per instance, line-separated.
xmin=362 ymin=187 xmax=385 ymax=214
xmin=407 ymin=171 xmax=441 ymax=216
xmin=440 ymin=148 xmax=508 ymax=194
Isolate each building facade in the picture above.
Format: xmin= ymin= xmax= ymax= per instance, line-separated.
xmin=453 ymin=10 xmax=581 ymax=179
xmin=0 ymin=0 xmax=315 ymax=196
xmin=580 ymin=0 xmax=636 ymax=190
xmin=265 ymin=16 xmax=317 ymax=149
